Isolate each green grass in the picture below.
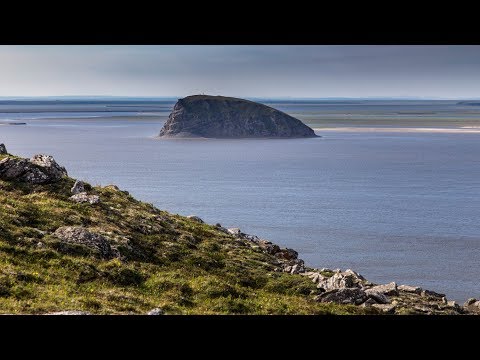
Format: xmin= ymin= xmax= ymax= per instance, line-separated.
xmin=0 ymin=155 xmax=373 ymax=314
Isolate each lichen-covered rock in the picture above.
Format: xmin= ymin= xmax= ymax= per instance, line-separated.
xmin=70 ymin=192 xmax=100 ymax=204
xmin=53 ymin=226 xmax=112 ymax=258
xmin=71 ymin=180 xmax=85 ymax=194
xmin=365 ymin=290 xmax=390 ymax=304
xmin=316 ymin=270 xmax=367 ymax=291
xmin=29 ymin=154 xmax=67 ymax=179
xmin=159 ymin=95 xmax=318 ymax=138
xmin=0 ymin=154 xmax=67 ymax=184
xmin=227 ymin=228 xmax=242 ymax=236
xmin=369 ymin=282 xmax=398 ymax=296
xmin=317 ymin=272 xmax=356 ymax=291
xmin=0 ymin=144 xmax=7 ymax=154
xmin=316 ymin=288 xmax=368 ymax=305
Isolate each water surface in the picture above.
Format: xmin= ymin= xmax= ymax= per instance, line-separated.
xmin=1 ymin=99 xmax=480 ymax=302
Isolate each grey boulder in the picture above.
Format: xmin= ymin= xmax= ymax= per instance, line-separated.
xmin=71 ymin=180 xmax=85 ymax=194
xmin=316 ymin=288 xmax=368 ymax=305
xmin=368 ymin=282 xmax=398 ymax=296
xmin=365 ymin=290 xmax=390 ymax=304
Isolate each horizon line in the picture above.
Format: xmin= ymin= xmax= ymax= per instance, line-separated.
xmin=0 ymin=95 xmax=478 ymax=101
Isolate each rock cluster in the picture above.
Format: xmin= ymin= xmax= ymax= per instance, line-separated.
xmin=69 ymin=179 xmax=100 ymax=204
xmin=0 ymin=154 xmax=67 ymax=184
xmin=222 ymin=224 xmax=466 ymax=314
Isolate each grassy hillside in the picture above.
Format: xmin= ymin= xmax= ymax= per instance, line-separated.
xmin=0 ymin=152 xmax=369 ymax=314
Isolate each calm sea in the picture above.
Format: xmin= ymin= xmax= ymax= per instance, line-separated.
xmin=1 ymin=99 xmax=480 ymax=302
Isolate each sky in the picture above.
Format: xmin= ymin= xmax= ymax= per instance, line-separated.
xmin=0 ymin=45 xmax=480 ymax=99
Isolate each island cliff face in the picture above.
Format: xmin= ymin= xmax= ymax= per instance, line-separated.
xmin=159 ymin=95 xmax=318 ymax=138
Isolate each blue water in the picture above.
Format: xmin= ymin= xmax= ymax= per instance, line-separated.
xmin=1 ymin=101 xmax=480 ymax=302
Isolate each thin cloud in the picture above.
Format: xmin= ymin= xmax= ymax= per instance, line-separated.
xmin=0 ymin=45 xmax=479 ymax=98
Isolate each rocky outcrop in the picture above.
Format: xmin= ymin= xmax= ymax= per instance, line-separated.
xmin=159 ymin=95 xmax=318 ymax=138
xmin=314 ymin=269 xmax=369 ymax=292
xmin=0 ymin=144 xmax=6 ymax=155
xmin=53 ymin=226 xmax=112 ymax=258
xmin=224 ymin=225 xmax=467 ymax=314
xmin=30 ymin=155 xmax=67 ymax=178
xmin=0 ymin=154 xmax=67 ymax=184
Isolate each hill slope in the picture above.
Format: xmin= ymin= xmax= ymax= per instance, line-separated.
xmin=0 ymin=148 xmax=365 ymax=314
xmin=0 ymin=146 xmax=474 ymax=315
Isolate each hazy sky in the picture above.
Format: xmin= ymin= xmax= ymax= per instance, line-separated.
xmin=1 ymin=45 xmax=480 ymax=98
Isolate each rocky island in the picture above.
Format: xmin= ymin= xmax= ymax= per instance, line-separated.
xmin=1 ymin=143 xmax=479 ymax=315
xmin=159 ymin=95 xmax=317 ymax=138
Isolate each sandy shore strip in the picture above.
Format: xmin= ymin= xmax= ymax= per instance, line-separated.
xmin=314 ymin=127 xmax=480 ymax=133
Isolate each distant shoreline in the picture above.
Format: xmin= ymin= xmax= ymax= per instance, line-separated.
xmin=314 ymin=126 xmax=480 ymax=134
xmin=0 ymin=122 xmax=27 ymax=126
